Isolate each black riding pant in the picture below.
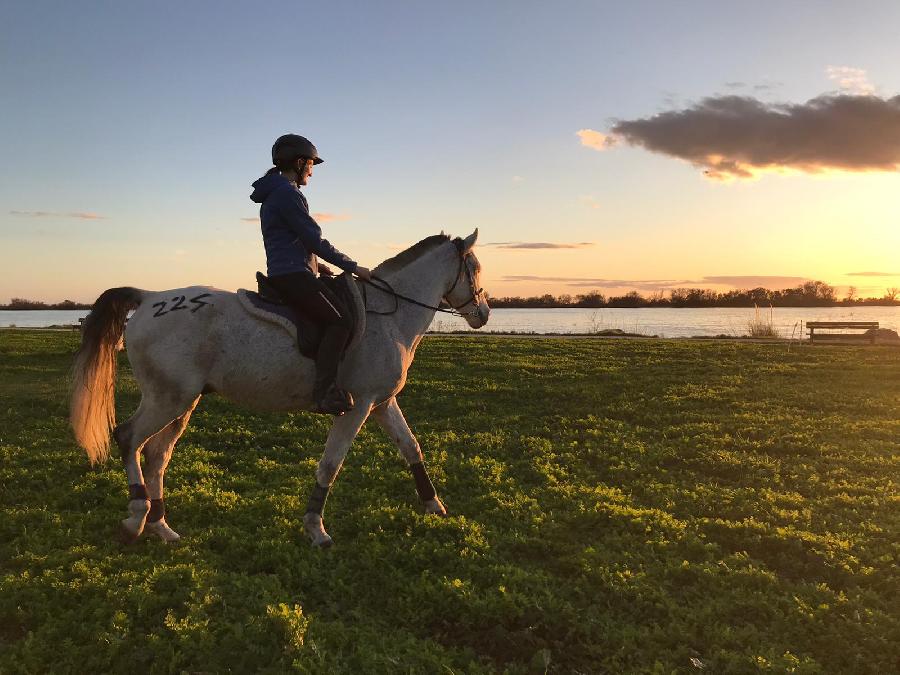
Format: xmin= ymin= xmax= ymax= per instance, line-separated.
xmin=267 ymin=271 xmax=352 ymax=398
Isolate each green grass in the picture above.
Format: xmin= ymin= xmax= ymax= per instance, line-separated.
xmin=1 ymin=330 xmax=898 ymax=673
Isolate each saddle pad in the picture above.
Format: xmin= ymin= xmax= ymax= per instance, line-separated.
xmin=236 ymin=272 xmax=366 ymax=355
xmin=237 ymin=289 xmax=305 ymax=344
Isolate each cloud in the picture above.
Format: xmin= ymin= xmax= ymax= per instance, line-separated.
xmin=725 ymin=81 xmax=745 ymax=89
xmin=846 ymin=271 xmax=900 ymax=277
xmin=486 ymin=242 xmax=595 ymax=250
xmin=10 ymin=210 xmax=106 ymax=220
xmin=581 ymin=195 xmax=600 ymax=209
xmin=700 ymin=275 xmax=809 ymax=288
xmin=512 ymin=175 xmax=524 ymax=182
xmin=504 ymin=274 xmax=811 ymax=291
xmin=241 ymin=213 xmax=350 ymax=224
xmin=590 ymin=92 xmax=900 ymax=179
xmin=576 ymin=128 xmax=614 ymax=151
xmin=503 ymin=275 xmax=695 ymax=290
xmin=826 ymin=66 xmax=875 ymax=95
xmin=661 ymin=91 xmax=680 ymax=107
xmin=166 ymin=248 xmax=188 ymax=263
xmin=313 ymin=212 xmax=350 ymax=223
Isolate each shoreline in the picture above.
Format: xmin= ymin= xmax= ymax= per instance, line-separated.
xmin=4 ymin=304 xmax=900 ymax=310
xmin=3 ymin=325 xmax=897 ymax=345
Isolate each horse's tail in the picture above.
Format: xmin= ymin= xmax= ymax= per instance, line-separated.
xmin=70 ymin=287 xmax=145 ymax=464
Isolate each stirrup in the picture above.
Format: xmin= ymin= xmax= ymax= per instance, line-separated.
xmin=315 ymin=384 xmax=354 ymax=416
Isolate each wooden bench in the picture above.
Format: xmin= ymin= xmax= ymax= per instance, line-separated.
xmin=807 ymin=321 xmax=879 ymax=344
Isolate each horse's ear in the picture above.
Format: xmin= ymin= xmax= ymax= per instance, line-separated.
xmin=440 ymin=229 xmax=445 ymax=236
xmin=462 ymin=228 xmax=478 ymax=252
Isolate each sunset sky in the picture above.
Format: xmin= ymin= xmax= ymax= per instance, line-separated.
xmin=2 ymin=1 xmax=899 ymax=303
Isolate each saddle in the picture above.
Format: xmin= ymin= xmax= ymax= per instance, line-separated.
xmin=236 ymin=272 xmax=366 ymax=359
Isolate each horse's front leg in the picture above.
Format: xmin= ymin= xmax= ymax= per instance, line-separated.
xmin=303 ymin=402 xmax=373 ymax=548
xmin=371 ymin=397 xmax=447 ymax=516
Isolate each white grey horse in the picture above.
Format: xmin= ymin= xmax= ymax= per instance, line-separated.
xmin=70 ymin=230 xmax=489 ymax=547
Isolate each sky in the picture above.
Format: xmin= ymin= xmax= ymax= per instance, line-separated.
xmin=2 ymin=1 xmax=899 ymax=303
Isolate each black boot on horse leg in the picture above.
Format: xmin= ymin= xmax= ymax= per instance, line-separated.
xmin=303 ymin=481 xmax=333 ymax=548
xmin=303 ymin=403 xmax=373 ymax=547
xmin=372 ymin=397 xmax=448 ymax=516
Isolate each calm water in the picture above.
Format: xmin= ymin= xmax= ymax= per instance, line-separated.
xmin=2 ymin=307 xmax=898 ymax=338
xmin=430 ymin=306 xmax=899 ymax=337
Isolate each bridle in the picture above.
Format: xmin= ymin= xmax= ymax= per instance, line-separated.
xmin=361 ymin=239 xmax=483 ymax=318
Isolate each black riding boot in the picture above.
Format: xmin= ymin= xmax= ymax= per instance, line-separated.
xmin=314 ymin=324 xmax=353 ymax=415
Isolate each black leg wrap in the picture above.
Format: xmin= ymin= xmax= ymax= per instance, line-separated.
xmin=305 ymin=483 xmax=330 ymax=516
xmin=410 ymin=462 xmax=436 ymax=502
xmin=128 ymin=483 xmax=148 ymax=501
xmin=147 ymin=499 xmax=165 ymax=522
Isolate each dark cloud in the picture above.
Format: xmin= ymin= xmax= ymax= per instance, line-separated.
xmin=10 ymin=210 xmax=106 ymax=220
xmin=724 ymin=81 xmax=745 ymax=89
xmin=605 ymin=93 xmax=900 ymax=179
xmin=846 ymin=271 xmax=899 ymax=276
xmin=486 ymin=242 xmax=594 ymax=249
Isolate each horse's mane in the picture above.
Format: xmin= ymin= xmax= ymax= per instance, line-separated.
xmin=374 ymin=233 xmax=454 ymax=276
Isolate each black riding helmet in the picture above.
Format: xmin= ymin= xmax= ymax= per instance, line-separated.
xmin=272 ymin=134 xmax=324 ymax=165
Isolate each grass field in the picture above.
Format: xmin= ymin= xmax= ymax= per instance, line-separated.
xmin=1 ymin=330 xmax=898 ymax=673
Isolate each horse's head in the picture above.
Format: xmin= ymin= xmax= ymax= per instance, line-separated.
xmin=445 ymin=229 xmax=490 ymax=328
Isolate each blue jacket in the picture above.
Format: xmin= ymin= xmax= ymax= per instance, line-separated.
xmin=250 ymin=172 xmax=358 ymax=277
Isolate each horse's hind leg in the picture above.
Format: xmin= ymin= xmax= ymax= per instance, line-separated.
xmin=371 ymin=397 xmax=447 ymax=516
xmin=113 ymin=393 xmax=198 ymax=543
xmin=142 ymin=397 xmax=200 ymax=543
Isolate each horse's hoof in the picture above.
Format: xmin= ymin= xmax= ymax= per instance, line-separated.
xmin=145 ymin=518 xmax=182 ymax=543
xmin=424 ymin=497 xmax=448 ymax=517
xmin=303 ymin=513 xmax=333 ymax=548
xmin=311 ymin=533 xmax=334 ymax=549
xmin=119 ymin=499 xmax=149 ymax=543
xmin=118 ymin=521 xmax=142 ymax=545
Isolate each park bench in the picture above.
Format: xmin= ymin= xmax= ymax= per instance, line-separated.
xmin=806 ymin=321 xmax=879 ymax=344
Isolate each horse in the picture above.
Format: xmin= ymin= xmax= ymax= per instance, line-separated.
xmin=70 ymin=230 xmax=489 ymax=547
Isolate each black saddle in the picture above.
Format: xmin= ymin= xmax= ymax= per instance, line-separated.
xmin=246 ymin=271 xmax=358 ymax=358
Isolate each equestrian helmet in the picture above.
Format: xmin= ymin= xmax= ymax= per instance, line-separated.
xmin=272 ymin=134 xmax=324 ymax=165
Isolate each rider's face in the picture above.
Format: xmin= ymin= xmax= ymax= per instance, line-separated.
xmin=297 ymin=158 xmax=314 ymax=185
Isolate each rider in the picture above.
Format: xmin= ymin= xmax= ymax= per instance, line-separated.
xmin=250 ymin=134 xmax=372 ymax=415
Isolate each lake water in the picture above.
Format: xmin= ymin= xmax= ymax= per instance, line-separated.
xmin=3 ymin=306 xmax=898 ymax=338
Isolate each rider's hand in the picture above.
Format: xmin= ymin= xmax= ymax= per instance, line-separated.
xmin=355 ymin=266 xmax=372 ymax=281
xmin=318 ymin=263 xmax=335 ymax=277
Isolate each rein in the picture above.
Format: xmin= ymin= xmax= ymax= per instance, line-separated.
xmin=360 ymin=244 xmax=482 ymax=318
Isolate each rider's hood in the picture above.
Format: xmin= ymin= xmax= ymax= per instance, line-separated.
xmin=250 ymin=172 xmax=292 ymax=204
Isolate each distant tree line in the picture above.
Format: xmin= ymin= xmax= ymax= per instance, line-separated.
xmin=488 ymin=282 xmax=900 ymax=308
xmin=4 ymin=281 xmax=900 ymax=310
xmin=1 ymin=298 xmax=92 ymax=310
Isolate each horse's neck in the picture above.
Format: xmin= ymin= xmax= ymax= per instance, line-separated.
xmin=381 ymin=247 xmax=455 ymax=346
